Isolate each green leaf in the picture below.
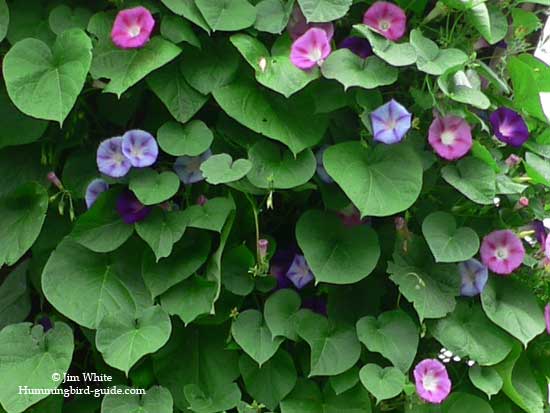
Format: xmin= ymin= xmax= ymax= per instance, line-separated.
xmin=264 ymin=289 xmax=301 ymax=340
xmin=157 ymin=120 xmax=213 ymax=157
xmin=297 ymin=0 xmax=352 ymax=22
xmin=471 ymin=141 xmax=500 ymax=173
xmin=409 ymin=29 xmax=468 ymax=75
xmin=524 ymin=152 xmax=550 ymax=186
xmin=354 ymin=25 xmax=417 ymax=67
xmin=159 ymin=0 xmax=210 ymax=33
xmin=466 ymin=3 xmax=507 ymax=44
xmin=48 ymin=5 xmax=91 ymax=35
xmin=247 ymin=140 xmax=316 ymax=189
xmin=468 ymin=365 xmax=503 ymax=399
xmin=321 ymin=50 xmax=398 ymax=90
xmin=430 ymin=302 xmax=514 ymax=366
xmin=324 ymin=142 xmax=423 ymax=217
xmin=70 ymin=190 xmax=134 ymax=253
xmin=42 ymin=238 xmax=137 ymax=329
xmin=438 ymin=69 xmax=491 ymax=109
xmin=296 ymin=210 xmax=380 ymax=284
xmin=0 ymin=322 xmax=73 ymax=413
xmin=160 ymin=14 xmax=200 ymax=47
xmin=441 ymin=157 xmax=497 ymax=204
xmin=200 ymin=153 xmax=252 ymax=185
xmin=6 ymin=0 xmax=53 ymax=46
xmin=161 ymin=275 xmax=217 ymax=324
xmin=184 ymin=382 xmax=241 ymax=413
xmin=442 ymin=393 xmax=494 ymax=413
xmin=101 ymin=385 xmax=173 ymax=413
xmin=221 ymin=245 xmax=255 ymax=296
xmin=239 ymin=350 xmax=297 ymax=410
xmin=3 ymin=28 xmax=92 ymax=124
xmin=0 ymin=182 xmax=48 ymax=266
xmin=135 ymin=209 xmax=188 ymax=261
xmin=195 ymin=0 xmax=256 ymax=31
xmin=294 ymin=309 xmax=361 ymax=377
xmin=182 ymin=197 xmax=235 ymax=232
xmin=481 ymin=278 xmax=546 ymax=347
xmin=213 ymin=76 xmax=328 ymax=155
xmin=356 ymin=310 xmax=419 ymax=372
xmin=0 ymin=145 xmax=47 ymax=199
xmin=359 ymin=364 xmax=405 ymax=403
xmin=231 ymin=33 xmax=320 ymax=98
xmin=0 ymin=261 xmax=31 ymax=331
xmin=232 ymin=309 xmax=284 ymax=366
xmin=0 ymin=0 xmax=8 ymax=42
xmin=254 ymin=0 xmax=294 ymax=33
xmin=96 ymin=306 xmax=172 ymax=375
xmin=329 ymin=367 xmax=360 ymax=396
xmin=129 ymin=169 xmax=180 ymax=206
xmin=422 ymin=211 xmax=479 ymax=263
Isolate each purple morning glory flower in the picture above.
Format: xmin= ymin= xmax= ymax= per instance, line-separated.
xmin=458 ymin=259 xmax=488 ymax=297
xmin=480 ymin=230 xmax=525 ymax=275
xmin=371 ymin=99 xmax=411 ymax=144
xmin=286 ymin=254 xmax=314 ymax=289
xmin=363 ymin=1 xmax=407 ymax=42
xmin=428 ymin=115 xmax=472 ymax=161
xmin=85 ymin=178 xmax=109 ymax=209
xmin=173 ymin=149 xmax=212 ymax=185
xmin=96 ymin=137 xmax=132 ymax=178
xmin=316 ymin=146 xmax=333 ymax=184
xmin=111 ymin=7 xmax=155 ymax=49
xmin=290 ymin=28 xmax=332 ymax=70
xmin=489 ymin=108 xmax=529 ymax=147
xmin=38 ymin=316 xmax=53 ymax=332
xmin=545 ymin=304 xmax=550 ymax=335
xmin=339 ymin=37 xmax=373 ymax=59
xmin=121 ymin=129 xmax=159 ymax=168
xmin=116 ymin=190 xmax=151 ymax=224
xmin=413 ymin=359 xmax=452 ymax=404
xmin=302 ymin=296 xmax=327 ymax=316
xmin=270 ymin=248 xmax=296 ymax=289
xmin=533 ymin=220 xmax=547 ymax=246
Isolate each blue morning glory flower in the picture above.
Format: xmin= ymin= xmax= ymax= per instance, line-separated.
xmin=371 ymin=99 xmax=411 ymax=144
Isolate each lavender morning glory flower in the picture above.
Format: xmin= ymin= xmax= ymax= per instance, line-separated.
xmin=286 ymin=254 xmax=314 ymax=289
xmin=121 ymin=129 xmax=159 ymax=168
xmin=96 ymin=137 xmax=132 ymax=178
xmin=315 ymin=145 xmax=333 ymax=184
xmin=173 ymin=149 xmax=212 ymax=185
xmin=111 ymin=7 xmax=155 ymax=49
xmin=413 ymin=359 xmax=452 ymax=404
xmin=458 ymin=259 xmax=488 ymax=297
xmin=371 ymin=99 xmax=411 ymax=144
xmin=290 ymin=28 xmax=332 ymax=70
xmin=339 ymin=37 xmax=373 ymax=59
xmin=489 ymin=108 xmax=529 ymax=147
xmin=85 ymin=178 xmax=109 ymax=209
xmin=116 ymin=190 xmax=151 ymax=224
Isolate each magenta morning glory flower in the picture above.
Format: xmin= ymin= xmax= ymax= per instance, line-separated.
xmin=339 ymin=37 xmax=373 ymax=59
xmin=428 ymin=115 xmax=472 ymax=161
xmin=121 ymin=129 xmax=159 ymax=168
xmin=371 ymin=99 xmax=411 ymax=144
xmin=316 ymin=146 xmax=333 ymax=184
xmin=96 ymin=137 xmax=132 ymax=178
xmin=363 ymin=1 xmax=407 ymax=41
xmin=290 ymin=28 xmax=332 ymax=70
xmin=458 ymin=259 xmax=488 ymax=297
xmin=287 ymin=5 xmax=334 ymax=41
xmin=173 ymin=149 xmax=212 ymax=185
xmin=116 ymin=190 xmax=151 ymax=224
xmin=286 ymin=254 xmax=314 ymax=289
xmin=489 ymin=108 xmax=529 ymax=147
xmin=413 ymin=359 xmax=452 ymax=404
xmin=545 ymin=304 xmax=550 ymax=335
xmin=85 ymin=179 xmax=109 ymax=209
xmin=480 ymin=230 xmax=525 ymax=275
xmin=111 ymin=7 xmax=155 ymax=49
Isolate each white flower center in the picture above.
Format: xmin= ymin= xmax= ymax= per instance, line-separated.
xmin=496 ymin=247 xmax=509 ymax=260
xmin=441 ymin=130 xmax=456 ymax=145
xmin=128 ymin=25 xmax=141 ymax=38
xmin=114 ymin=152 xmax=126 ymax=165
xmin=308 ymin=47 xmax=323 ymax=63
xmin=380 ymin=20 xmax=390 ymax=30
xmin=422 ymin=374 xmax=438 ymax=392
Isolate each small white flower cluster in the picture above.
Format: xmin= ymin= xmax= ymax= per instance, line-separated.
xmin=438 ymin=348 xmax=475 ymax=367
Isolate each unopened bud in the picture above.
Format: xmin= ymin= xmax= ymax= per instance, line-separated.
xmin=196 ymin=195 xmax=208 ymax=206
xmin=47 ymin=172 xmax=63 ymax=190
xmin=505 ymin=154 xmax=521 ymax=168
xmin=258 ymin=239 xmax=268 ymax=260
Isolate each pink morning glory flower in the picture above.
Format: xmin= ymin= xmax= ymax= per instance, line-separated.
xmin=413 ymin=359 xmax=452 ymax=404
xmin=428 ymin=115 xmax=472 ymax=161
xmin=85 ymin=179 xmax=109 ymax=209
xmin=458 ymin=259 xmax=488 ymax=297
xmin=96 ymin=137 xmax=132 ymax=178
xmin=290 ymin=28 xmax=332 ymax=70
xmin=480 ymin=230 xmax=525 ymax=275
xmin=545 ymin=304 xmax=550 ymax=335
xmin=111 ymin=7 xmax=155 ymax=49
xmin=173 ymin=149 xmax=212 ymax=184
xmin=286 ymin=254 xmax=314 ymax=289
xmin=371 ymin=99 xmax=411 ymax=144
xmin=363 ymin=1 xmax=407 ymax=41
xmin=116 ymin=190 xmax=151 ymax=224
xmin=339 ymin=37 xmax=373 ymax=59
xmin=287 ymin=5 xmax=334 ymax=40
xmin=489 ymin=108 xmax=529 ymax=147
xmin=121 ymin=129 xmax=159 ymax=168
xmin=316 ymin=146 xmax=333 ymax=184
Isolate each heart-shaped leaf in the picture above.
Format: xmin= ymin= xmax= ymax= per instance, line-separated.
xmin=468 ymin=365 xmax=503 ymax=399
xmin=442 ymin=157 xmax=497 ymax=204
xmin=297 ymin=0 xmax=352 ymax=22
xmin=264 ymin=289 xmax=301 ymax=340
xmin=200 ymin=153 xmax=252 ymax=185
xmin=466 ymin=3 xmax=507 ymax=45
xmin=129 ymin=169 xmax=180 ymax=206
xmin=422 ymin=211 xmax=480 ymax=263
xmin=102 ymin=385 xmax=173 ymax=413
xmin=3 ymin=28 xmax=92 ymax=124
xmin=195 ymin=0 xmax=256 ymax=31
xmin=354 ymin=25 xmax=417 ymax=67
xmin=296 ymin=210 xmax=380 ymax=284
xmin=410 ymin=29 xmax=468 ymax=75
xmin=438 ymin=68 xmax=490 ymax=109
xmin=48 ymin=4 xmax=91 ymax=35
xmin=0 ymin=261 xmax=31 ymax=330
xmin=157 ymin=121 xmax=213 ymax=157
xmin=184 ymin=382 xmax=241 ymax=413
xmin=359 ymin=364 xmax=405 ymax=403
xmin=135 ymin=209 xmax=188 ymax=261
xmin=182 ymin=197 xmax=235 ymax=232
xmin=159 ymin=0 xmax=210 ymax=33
xmin=442 ymin=393 xmax=494 ymax=413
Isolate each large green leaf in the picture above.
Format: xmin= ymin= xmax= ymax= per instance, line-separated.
xmin=438 ymin=68 xmax=491 ymax=109
xmin=0 ymin=261 xmax=31 ymax=330
xmin=3 ymin=28 xmax=92 ymax=124
xmin=466 ymin=3 xmax=507 ymax=44
xmin=359 ymin=364 xmax=405 ymax=403
xmin=0 ymin=322 xmax=73 ymax=413
xmin=0 ymin=182 xmax=48 ymax=266
xmin=160 ymin=14 xmax=200 ymax=47
xmin=442 ymin=393 xmax=494 ymax=413
xmin=200 ymin=154 xmax=252 ymax=185
xmin=441 ymin=157 xmax=496 ymax=204
xmin=101 ymin=385 xmax=173 ymax=413
xmin=157 ymin=120 xmax=213 ymax=157
xmin=354 ymin=25 xmax=417 ymax=67
xmin=324 ymin=142 xmax=423 ymax=217
xmin=129 ymin=169 xmax=180 ymax=206
xmin=48 ymin=5 xmax=91 ymax=35
xmin=159 ymin=0 xmax=210 ymax=33
xmin=184 ymin=382 xmax=241 ymax=413
xmin=195 ymin=0 xmax=256 ymax=31
xmin=468 ymin=365 xmax=503 ymax=398
xmin=297 ymin=0 xmax=352 ymax=22
xmin=0 ymin=0 xmax=8 ymax=42
xmin=264 ymin=289 xmax=301 ymax=341
xmin=409 ymin=29 xmax=468 ymax=75
xmin=182 ymin=197 xmax=235 ymax=232
xmin=135 ymin=209 xmax=188 ymax=261
xmin=254 ymin=0 xmax=294 ymax=33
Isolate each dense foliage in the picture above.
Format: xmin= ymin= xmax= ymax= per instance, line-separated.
xmin=0 ymin=0 xmax=549 ymax=412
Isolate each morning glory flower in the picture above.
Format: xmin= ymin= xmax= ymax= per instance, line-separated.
xmin=290 ymin=28 xmax=332 ymax=70
xmin=545 ymin=304 xmax=550 ymax=335
xmin=173 ymin=149 xmax=212 ymax=185
xmin=315 ymin=146 xmax=333 ymax=184
xmin=85 ymin=179 xmax=109 ymax=209
xmin=270 ymin=248 xmax=296 ymax=289
xmin=489 ymin=108 xmax=529 ymax=147
xmin=339 ymin=37 xmax=373 ymax=59
xmin=371 ymin=99 xmax=411 ymax=144
xmin=480 ymin=230 xmax=525 ymax=275
xmin=428 ymin=115 xmax=472 ymax=161
xmin=337 ymin=204 xmax=368 ymax=227
xmin=413 ymin=359 xmax=452 ymax=404
xmin=458 ymin=259 xmax=488 ymax=297
xmin=533 ymin=220 xmax=547 ymax=246
xmin=116 ymin=190 xmax=151 ymax=224
xmin=121 ymin=129 xmax=159 ymax=168
xmin=287 ymin=5 xmax=334 ymax=40
xmin=96 ymin=137 xmax=132 ymax=178
xmin=505 ymin=154 xmax=521 ymax=168
xmin=111 ymin=7 xmax=155 ymax=49
xmin=363 ymin=1 xmax=407 ymax=41
xmin=286 ymin=254 xmax=314 ymax=289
